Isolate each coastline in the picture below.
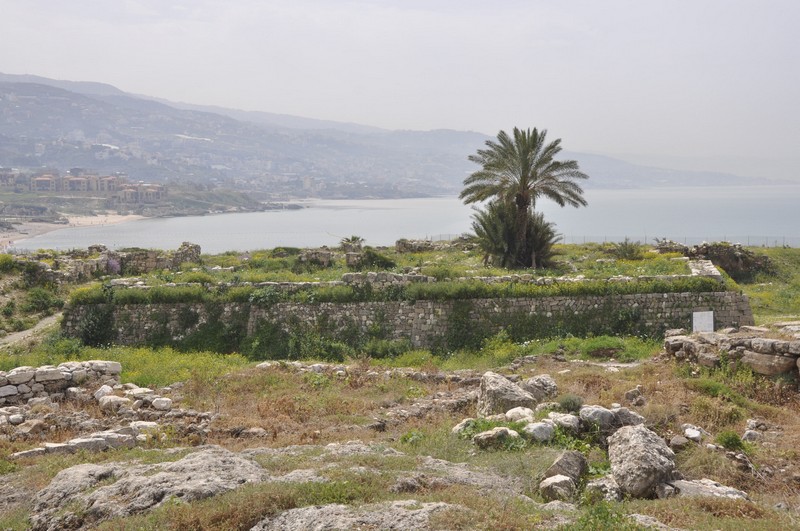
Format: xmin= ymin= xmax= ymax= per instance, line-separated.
xmin=2 ymin=214 xmax=145 ymax=251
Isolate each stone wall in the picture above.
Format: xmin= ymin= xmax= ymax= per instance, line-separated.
xmin=62 ymin=291 xmax=754 ymax=349
xmin=16 ymin=242 xmax=201 ymax=284
xmin=663 ymin=323 xmax=800 ymax=379
xmin=0 ymin=361 xmax=121 ymax=405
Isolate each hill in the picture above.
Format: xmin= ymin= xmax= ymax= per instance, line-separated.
xmin=0 ymin=73 xmax=781 ymax=199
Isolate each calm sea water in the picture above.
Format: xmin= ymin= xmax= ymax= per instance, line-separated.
xmin=14 ymin=185 xmax=800 ymax=253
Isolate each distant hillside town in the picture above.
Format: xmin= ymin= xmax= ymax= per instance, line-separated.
xmin=0 ymin=168 xmax=166 ymax=204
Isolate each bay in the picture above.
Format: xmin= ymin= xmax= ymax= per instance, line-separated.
xmin=14 ymin=185 xmax=800 ymax=253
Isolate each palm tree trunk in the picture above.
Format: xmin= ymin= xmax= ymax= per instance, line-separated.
xmin=514 ymin=193 xmax=531 ymax=268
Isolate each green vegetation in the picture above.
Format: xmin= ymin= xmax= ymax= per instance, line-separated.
xmin=739 ymin=247 xmax=800 ymax=321
xmin=460 ymin=127 xmax=588 ymax=269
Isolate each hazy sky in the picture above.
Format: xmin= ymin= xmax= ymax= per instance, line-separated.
xmin=2 ymin=1 xmax=799 ymax=180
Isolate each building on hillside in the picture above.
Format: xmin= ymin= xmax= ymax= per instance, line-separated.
xmin=116 ymin=182 xmax=167 ymax=204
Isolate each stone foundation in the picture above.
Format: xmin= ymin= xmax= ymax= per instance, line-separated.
xmin=0 ymin=361 xmax=121 ymax=405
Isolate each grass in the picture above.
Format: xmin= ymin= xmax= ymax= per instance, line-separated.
xmin=0 ymin=334 xmax=249 ymax=389
xmin=739 ymin=247 xmax=800 ymax=322
xmin=2 ymin=244 xmax=800 ymax=529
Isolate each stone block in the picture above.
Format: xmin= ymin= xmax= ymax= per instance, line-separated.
xmin=35 ymin=368 xmax=65 ymax=383
xmin=7 ymin=369 xmax=34 ymax=385
xmin=0 ymin=385 xmax=18 ymax=398
xmin=741 ymin=351 xmax=797 ymax=376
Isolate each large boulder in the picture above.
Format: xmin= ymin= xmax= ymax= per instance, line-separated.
xmin=543 ymin=451 xmax=587 ymax=484
xmin=251 ymin=500 xmax=457 ymax=530
xmin=476 ymin=372 xmax=536 ymax=417
xmin=519 ymin=374 xmax=558 ymax=401
xmin=740 ymin=351 xmax=797 ymax=376
xmin=579 ymin=405 xmax=617 ymax=434
xmin=30 ymin=446 xmax=267 ymax=530
xmin=608 ymin=425 xmax=676 ymax=498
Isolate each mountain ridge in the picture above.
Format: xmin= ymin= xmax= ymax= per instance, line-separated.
xmin=0 ymin=72 xmax=785 ymax=198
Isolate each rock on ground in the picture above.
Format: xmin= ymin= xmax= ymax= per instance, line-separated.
xmin=519 ymin=374 xmax=558 ymax=402
xmin=476 ymin=372 xmax=536 ymax=417
xmin=608 ymin=425 xmax=676 ymax=498
xmin=660 ymin=479 xmax=749 ymax=500
xmin=250 ymin=500 xmax=460 ymax=530
xmin=543 ymin=451 xmax=587 ymax=484
xmin=584 ymin=475 xmax=622 ymax=502
xmin=472 ymin=427 xmax=520 ymax=449
xmin=30 ymin=446 xmax=268 ymax=530
xmin=539 ymin=474 xmax=576 ymax=502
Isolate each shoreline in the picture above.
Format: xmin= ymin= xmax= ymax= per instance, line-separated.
xmin=2 ymin=214 xmax=145 ymax=251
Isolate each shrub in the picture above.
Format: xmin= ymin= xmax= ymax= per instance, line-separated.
xmin=715 ymin=430 xmax=750 ymax=453
xmin=360 ymin=338 xmax=412 ymax=359
xmin=0 ymin=253 xmax=14 ymax=273
xmin=607 ymin=238 xmax=645 ymax=260
xmin=180 ymin=271 xmax=216 ymax=284
xmin=558 ymin=394 xmax=584 ymax=413
xmin=359 ymin=248 xmax=396 ymax=270
xmin=22 ymin=287 xmax=64 ymax=313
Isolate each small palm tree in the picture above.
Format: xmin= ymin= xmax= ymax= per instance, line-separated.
xmin=472 ymin=201 xmax=561 ymax=268
xmin=460 ymin=127 xmax=588 ymax=267
xmin=340 ymin=235 xmax=365 ymax=252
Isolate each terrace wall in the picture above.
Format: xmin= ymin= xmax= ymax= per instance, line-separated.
xmin=62 ymin=291 xmax=753 ymax=349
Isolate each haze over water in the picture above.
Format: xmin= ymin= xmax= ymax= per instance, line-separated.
xmin=14 ymin=185 xmax=800 ymax=253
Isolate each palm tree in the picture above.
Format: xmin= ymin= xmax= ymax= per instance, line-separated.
xmin=472 ymin=200 xmax=561 ymax=268
xmin=460 ymin=127 xmax=588 ymax=267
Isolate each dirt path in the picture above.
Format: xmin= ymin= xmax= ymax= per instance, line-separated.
xmin=0 ymin=313 xmax=61 ymax=349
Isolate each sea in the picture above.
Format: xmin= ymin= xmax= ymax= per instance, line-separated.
xmin=13 ymin=185 xmax=800 ymax=253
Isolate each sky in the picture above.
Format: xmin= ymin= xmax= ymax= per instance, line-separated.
xmin=1 ymin=0 xmax=799 ymax=180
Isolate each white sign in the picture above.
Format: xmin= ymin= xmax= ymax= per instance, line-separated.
xmin=693 ymin=311 xmax=714 ymax=333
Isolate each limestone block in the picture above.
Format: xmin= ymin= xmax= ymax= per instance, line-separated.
xmin=579 ymin=405 xmax=617 ymax=433
xmin=476 ymin=372 xmax=536 ymax=417
xmin=543 ymin=450 xmax=587 ymax=483
xmin=522 ymin=421 xmax=555 ymax=443
xmin=11 ymin=447 xmax=47 ymax=459
xmin=472 ymin=427 xmax=520 ymax=449
xmin=539 ymin=474 xmax=576 ymax=502
xmin=94 ymin=385 xmax=114 ymax=400
xmin=608 ymin=425 xmax=675 ymax=498
xmin=99 ymin=395 xmax=131 ymax=413
xmin=505 ymin=406 xmax=535 ymax=422
xmin=611 ymin=407 xmax=645 ymax=427
xmin=7 ymin=368 xmax=35 ymax=385
xmin=35 ymin=367 xmax=65 ymax=383
xmin=547 ymin=412 xmax=581 ymax=433
xmin=668 ymin=479 xmax=749 ymax=500
xmin=68 ymin=437 xmax=110 ymax=452
xmin=750 ymin=338 xmax=775 ymax=354
xmin=584 ymin=475 xmax=622 ymax=502
xmin=152 ymin=397 xmax=173 ymax=411
xmin=44 ymin=443 xmax=76 ymax=454
xmin=741 ymin=351 xmax=797 ymax=376
xmin=0 ymin=385 xmax=18 ymax=398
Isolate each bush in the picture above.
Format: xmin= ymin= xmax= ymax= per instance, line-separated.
xmin=180 ymin=271 xmax=216 ymax=284
xmin=715 ymin=430 xmax=750 ymax=453
xmin=360 ymin=338 xmax=412 ymax=359
xmin=22 ymin=287 xmax=64 ymax=314
xmin=558 ymin=394 xmax=584 ymax=413
xmin=606 ymin=238 xmax=644 ymax=260
xmin=0 ymin=253 xmax=15 ymax=273
xmin=359 ymin=248 xmax=396 ymax=270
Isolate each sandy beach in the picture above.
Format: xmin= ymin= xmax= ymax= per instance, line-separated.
xmin=0 ymin=213 xmax=144 ymax=251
